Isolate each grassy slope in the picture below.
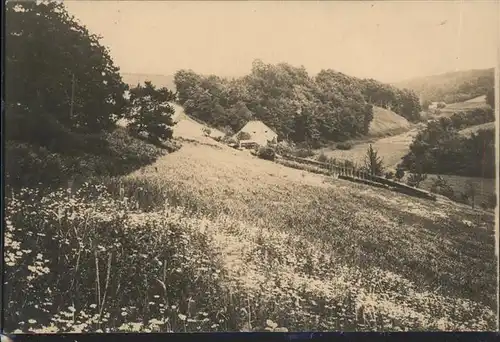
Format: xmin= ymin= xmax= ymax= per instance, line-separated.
xmin=125 ymin=134 xmax=496 ymax=329
xmin=318 ymin=128 xmax=420 ymax=170
xmin=432 ymin=97 xmax=491 ymax=118
xmin=367 ymin=106 xmax=411 ymax=137
xmin=458 ymin=122 xmax=495 ymax=137
xmin=316 ymin=106 xmax=416 ymax=169
xmin=418 ymin=174 xmax=496 ymax=208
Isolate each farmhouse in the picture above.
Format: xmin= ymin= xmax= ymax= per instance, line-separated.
xmin=235 ymin=120 xmax=278 ymax=147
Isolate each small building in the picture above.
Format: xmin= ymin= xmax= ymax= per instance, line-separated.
xmin=234 ymin=120 xmax=278 ymax=147
xmin=428 ymin=101 xmax=446 ymax=110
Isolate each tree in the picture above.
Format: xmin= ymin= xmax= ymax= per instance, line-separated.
xmin=126 ymin=81 xmax=176 ymax=144
xmin=5 ymin=1 xmax=129 ymax=139
xmin=486 ymin=88 xmax=495 ymax=108
xmin=406 ymin=160 xmax=427 ymax=188
xmin=364 ymin=144 xmax=384 ymax=176
xmin=464 ymin=180 xmax=477 ymax=209
xmin=236 ymin=131 xmax=251 ymax=141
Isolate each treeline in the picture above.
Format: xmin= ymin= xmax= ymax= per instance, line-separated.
xmin=400 ymin=117 xmax=495 ymax=178
xmin=395 ymin=68 xmax=494 ymax=104
xmin=174 ymin=60 xmax=421 ymax=146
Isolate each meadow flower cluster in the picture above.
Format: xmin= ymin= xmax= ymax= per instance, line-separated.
xmin=4 ymin=149 xmax=497 ymax=333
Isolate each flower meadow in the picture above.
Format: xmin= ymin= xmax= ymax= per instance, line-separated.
xmin=4 ymin=143 xmax=497 ymax=333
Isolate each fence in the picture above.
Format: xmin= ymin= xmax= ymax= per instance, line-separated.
xmin=279 ymin=153 xmax=437 ymax=201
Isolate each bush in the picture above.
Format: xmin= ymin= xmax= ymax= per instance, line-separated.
xmin=385 ymin=171 xmax=394 ymax=180
xmin=236 ymin=131 xmax=251 ymax=141
xmin=395 ymin=166 xmax=405 ymax=181
xmin=429 ymin=176 xmax=455 ymax=199
xmin=257 ymin=146 xmax=276 ymax=161
xmin=294 ymin=148 xmax=315 ymax=158
xmin=336 ymin=142 xmax=353 ymax=150
xmin=5 ymin=129 xmax=167 ymax=190
xmin=317 ymin=152 xmax=328 ymax=163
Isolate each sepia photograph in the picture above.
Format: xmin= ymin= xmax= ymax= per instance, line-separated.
xmin=3 ymin=0 xmax=499 ymax=333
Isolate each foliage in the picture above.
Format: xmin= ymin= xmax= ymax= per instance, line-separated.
xmin=236 ymin=131 xmax=252 ymax=141
xmin=464 ymin=180 xmax=478 ymax=209
xmin=336 ymin=142 xmax=353 ymax=150
xmin=395 ymin=68 xmax=494 ymax=104
xmin=448 ymin=108 xmax=495 ymax=131
xmin=395 ymin=166 xmax=405 ymax=181
xmin=5 ymin=1 xmax=129 ymax=139
xmin=406 ymin=172 xmax=427 ymax=188
xmin=400 ymin=117 xmax=495 ymax=178
xmin=174 ymin=60 xmax=421 ymax=145
xmin=385 ymin=172 xmax=394 ymax=180
xmin=294 ymin=148 xmax=315 ymax=159
xmin=5 ymin=128 xmax=167 ymax=190
xmin=429 ymin=176 xmax=455 ymax=199
xmin=360 ymin=79 xmax=422 ymax=122
xmin=317 ymin=152 xmax=329 ymax=163
xmin=126 ymin=82 xmax=176 ymax=144
xmin=257 ymin=146 xmax=276 ymax=161
xmin=485 ymin=88 xmax=494 ymax=108
xmin=364 ymin=144 xmax=384 ymax=176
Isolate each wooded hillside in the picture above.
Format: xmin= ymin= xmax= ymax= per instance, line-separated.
xmin=174 ymin=60 xmax=421 ymax=146
xmin=394 ymin=68 xmax=494 ymax=104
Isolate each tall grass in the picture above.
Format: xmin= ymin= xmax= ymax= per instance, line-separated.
xmin=4 ymin=172 xmax=496 ymax=332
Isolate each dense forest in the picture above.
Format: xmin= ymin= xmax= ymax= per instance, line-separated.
xmin=400 ymin=113 xmax=495 ymax=179
xmin=174 ymin=60 xmax=422 ymax=146
xmin=394 ymin=68 xmax=494 ymax=104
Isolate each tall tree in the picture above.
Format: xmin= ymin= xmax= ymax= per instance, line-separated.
xmin=5 ymin=1 xmax=129 ymax=139
xmin=126 ymin=81 xmax=176 ymax=143
xmin=364 ymin=144 xmax=384 ymax=176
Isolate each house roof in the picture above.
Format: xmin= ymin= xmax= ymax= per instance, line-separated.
xmin=237 ymin=120 xmax=277 ymax=136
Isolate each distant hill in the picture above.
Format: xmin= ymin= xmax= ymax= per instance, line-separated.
xmin=394 ymin=68 xmax=494 ymax=104
xmin=121 ymin=73 xmax=176 ymax=91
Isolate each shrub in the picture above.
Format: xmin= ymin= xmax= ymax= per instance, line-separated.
xmin=317 ymin=152 xmax=328 ymax=163
xmin=257 ymin=146 xmax=276 ymax=161
xmin=336 ymin=142 xmax=353 ymax=150
xmin=294 ymin=148 xmax=315 ymax=158
xmin=395 ymin=166 xmax=405 ymax=181
xmin=429 ymin=176 xmax=455 ymax=199
xmin=236 ymin=131 xmax=251 ymax=141
xmin=406 ymin=172 xmax=427 ymax=188
xmin=385 ymin=171 xmax=394 ymax=180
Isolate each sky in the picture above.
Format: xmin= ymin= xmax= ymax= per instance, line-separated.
xmin=64 ymin=1 xmax=499 ymax=83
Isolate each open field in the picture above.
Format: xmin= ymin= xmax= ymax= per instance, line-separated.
xmin=458 ymin=122 xmax=495 ymax=137
xmin=6 ymin=126 xmax=496 ymax=332
xmin=318 ymin=128 xmax=420 ymax=170
xmin=434 ymin=100 xmax=491 ymax=118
